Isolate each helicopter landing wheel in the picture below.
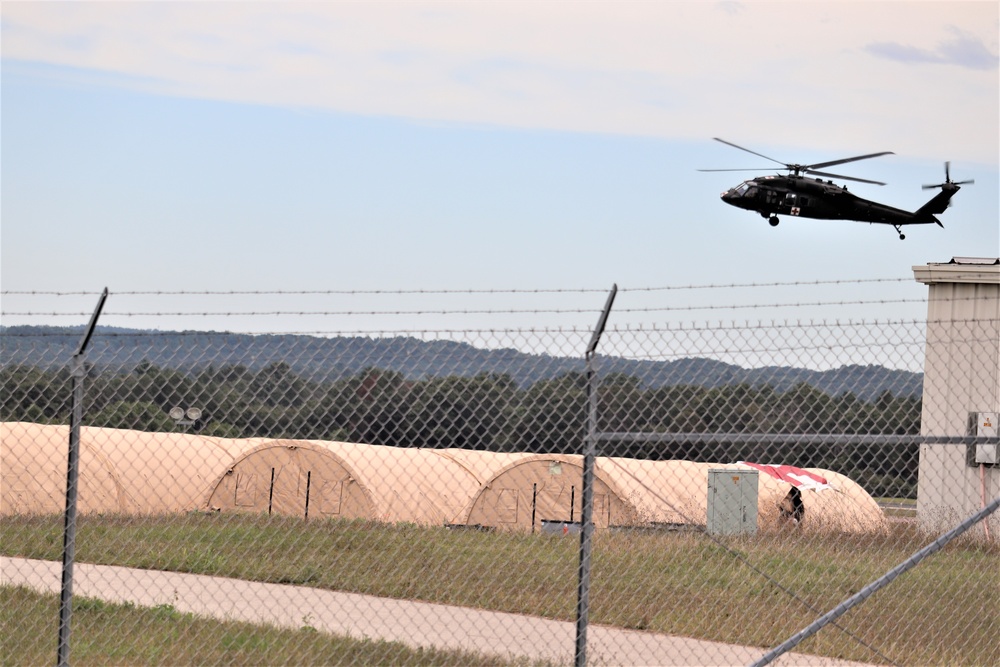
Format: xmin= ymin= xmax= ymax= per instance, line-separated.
xmin=894 ymin=225 xmax=905 ymax=240
xmin=768 ymin=216 xmax=779 ymax=227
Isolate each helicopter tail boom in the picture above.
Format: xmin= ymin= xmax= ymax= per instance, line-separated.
xmin=915 ymin=188 xmax=957 ymax=219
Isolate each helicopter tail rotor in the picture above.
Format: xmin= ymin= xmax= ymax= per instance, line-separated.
xmin=922 ymin=162 xmax=974 ymax=190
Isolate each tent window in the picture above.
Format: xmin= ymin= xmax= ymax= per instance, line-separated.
xmin=496 ymin=488 xmax=519 ymax=523
xmin=594 ymin=493 xmax=607 ymax=525
xmin=235 ymin=473 xmax=257 ymax=507
xmin=320 ymin=480 xmax=344 ymax=515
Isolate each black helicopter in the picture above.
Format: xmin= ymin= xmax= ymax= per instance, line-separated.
xmin=700 ymin=138 xmax=972 ymax=240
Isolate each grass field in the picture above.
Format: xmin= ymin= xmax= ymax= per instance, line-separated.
xmin=3 ymin=513 xmax=997 ymax=666
xmin=874 ymin=498 xmax=917 ymax=519
xmin=0 ymin=585 xmax=543 ymax=666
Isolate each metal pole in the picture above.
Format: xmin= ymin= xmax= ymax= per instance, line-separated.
xmin=269 ymin=468 xmax=275 ymax=515
xmin=570 ymin=486 xmax=575 ymax=523
xmin=57 ymin=288 xmax=107 ymax=667
xmin=575 ymin=284 xmax=617 ymax=667
xmin=304 ymin=471 xmax=312 ymax=521
xmin=531 ymin=483 xmax=537 ymax=534
xmin=749 ymin=495 xmax=1000 ymax=667
xmin=596 ymin=432 xmax=999 ymax=447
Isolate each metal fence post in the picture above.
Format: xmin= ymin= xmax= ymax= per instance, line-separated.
xmin=575 ymin=284 xmax=617 ymax=667
xmin=57 ymin=288 xmax=108 ymax=667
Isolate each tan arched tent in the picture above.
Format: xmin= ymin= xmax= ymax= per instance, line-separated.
xmin=463 ymin=454 xmax=640 ymax=531
xmin=3 ymin=422 xmax=886 ymax=532
xmin=0 ymin=422 xmax=243 ymax=516
xmin=465 ymin=456 xmax=886 ymax=533
xmin=205 ymin=439 xmax=488 ymax=525
xmin=599 ymin=459 xmax=887 ymax=533
xmin=600 ymin=458 xmax=714 ymax=526
xmin=206 ymin=439 xmax=370 ymax=519
xmin=3 ymin=422 xmax=118 ymax=515
xmin=746 ymin=464 xmax=888 ymax=532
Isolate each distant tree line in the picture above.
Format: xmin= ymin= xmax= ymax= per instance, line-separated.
xmin=0 ymin=361 xmax=920 ymax=497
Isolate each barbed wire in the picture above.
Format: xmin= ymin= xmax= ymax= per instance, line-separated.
xmin=622 ymin=277 xmax=914 ymax=291
xmin=2 ymin=288 xmax=606 ymax=297
xmin=1 ymin=277 xmax=918 ymax=298
xmin=3 ymin=318 xmax=994 ymax=338
xmin=4 ymin=294 xmax=990 ymax=319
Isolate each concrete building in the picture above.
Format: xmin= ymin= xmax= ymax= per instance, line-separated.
xmin=913 ymin=257 xmax=1000 ymax=537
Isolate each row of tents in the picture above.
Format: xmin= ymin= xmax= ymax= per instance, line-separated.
xmin=1 ymin=422 xmax=888 ymax=532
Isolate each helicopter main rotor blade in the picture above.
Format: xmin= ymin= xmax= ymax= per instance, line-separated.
xmin=697 ymin=167 xmax=777 ymax=173
xmin=804 ymin=169 xmax=887 ymax=186
xmin=807 ymin=151 xmax=894 ymax=171
xmin=712 ymin=138 xmax=786 ymax=167
xmin=712 ymin=139 xmax=893 ymax=176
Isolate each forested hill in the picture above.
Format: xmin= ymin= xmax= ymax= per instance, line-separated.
xmin=0 ymin=325 xmax=921 ymax=400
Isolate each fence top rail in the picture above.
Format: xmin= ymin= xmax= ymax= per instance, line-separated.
xmin=596 ymin=432 xmax=1000 ymax=446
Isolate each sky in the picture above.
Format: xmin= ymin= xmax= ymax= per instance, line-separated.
xmin=1 ymin=1 xmax=998 ymax=342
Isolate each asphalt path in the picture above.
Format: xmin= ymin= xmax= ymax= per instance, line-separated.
xmin=3 ymin=557 xmax=879 ymax=667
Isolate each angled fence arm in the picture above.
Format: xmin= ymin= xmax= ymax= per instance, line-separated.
xmin=575 ymin=283 xmax=617 ymax=667
xmin=57 ymin=288 xmax=108 ymax=667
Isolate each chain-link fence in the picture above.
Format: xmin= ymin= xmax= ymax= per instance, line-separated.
xmin=2 ymin=282 xmax=998 ymax=666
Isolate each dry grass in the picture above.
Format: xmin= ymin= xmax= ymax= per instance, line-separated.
xmin=2 ymin=513 xmax=997 ymax=666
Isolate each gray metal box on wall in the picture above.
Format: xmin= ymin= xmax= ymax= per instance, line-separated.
xmin=707 ymin=469 xmax=758 ymax=535
xmin=967 ymin=412 xmax=999 ymax=466
xmin=972 ymin=412 xmax=999 ymax=465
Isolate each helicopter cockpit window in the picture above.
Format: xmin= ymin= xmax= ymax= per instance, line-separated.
xmin=734 ymin=182 xmax=751 ymax=196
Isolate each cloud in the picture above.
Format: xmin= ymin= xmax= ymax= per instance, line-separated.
xmin=714 ymin=1 xmax=745 ymax=17
xmin=865 ymin=28 xmax=999 ymax=70
xmin=938 ymin=28 xmax=1000 ymax=70
xmin=1 ymin=2 xmax=997 ymax=164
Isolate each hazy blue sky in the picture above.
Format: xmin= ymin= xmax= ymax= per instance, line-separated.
xmin=2 ymin=2 xmax=997 ymax=336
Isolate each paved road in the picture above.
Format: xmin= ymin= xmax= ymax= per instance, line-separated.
xmin=3 ymin=557 xmax=878 ymax=667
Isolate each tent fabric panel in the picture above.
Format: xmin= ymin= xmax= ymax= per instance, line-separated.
xmin=83 ymin=427 xmax=243 ymax=515
xmin=431 ymin=449 xmax=535 ymax=483
xmin=316 ymin=441 xmax=483 ymax=525
xmin=1 ymin=422 xmax=121 ymax=515
xmin=798 ymin=467 xmax=888 ymax=532
xmin=600 ymin=458 xmax=713 ymax=526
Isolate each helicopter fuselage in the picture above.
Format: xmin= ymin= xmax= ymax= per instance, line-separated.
xmin=702 ymin=138 xmax=968 ymax=240
xmin=720 ymin=174 xmax=945 ymax=227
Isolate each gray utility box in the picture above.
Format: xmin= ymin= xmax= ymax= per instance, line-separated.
xmin=707 ymin=469 xmax=758 ymax=536
xmin=972 ymin=412 xmax=999 ymax=465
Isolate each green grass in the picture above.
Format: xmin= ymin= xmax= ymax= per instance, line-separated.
xmin=874 ymin=497 xmax=918 ymax=519
xmin=3 ymin=513 xmax=997 ymax=666
xmin=0 ymin=585 xmax=545 ymax=667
